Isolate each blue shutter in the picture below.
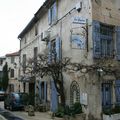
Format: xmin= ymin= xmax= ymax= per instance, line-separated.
xmin=51 ymin=80 xmax=58 ymax=112
xmin=44 ymin=81 xmax=47 ymax=102
xmin=102 ymin=84 xmax=112 ymax=108
xmin=48 ymin=9 xmax=51 ymax=25
xmin=115 ymin=80 xmax=120 ymax=104
xmin=53 ymin=2 xmax=57 ymax=21
xmin=116 ymin=26 xmax=120 ymax=60
xmin=39 ymin=81 xmax=41 ymax=99
xmin=56 ymin=37 xmax=61 ymax=61
xmin=48 ymin=41 xmax=52 ymax=64
xmin=93 ymin=20 xmax=101 ymax=58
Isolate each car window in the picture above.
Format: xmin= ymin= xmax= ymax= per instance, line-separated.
xmin=13 ymin=93 xmax=20 ymax=100
xmin=20 ymin=93 xmax=28 ymax=100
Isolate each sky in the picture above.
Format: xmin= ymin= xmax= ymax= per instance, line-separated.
xmin=0 ymin=0 xmax=45 ymax=56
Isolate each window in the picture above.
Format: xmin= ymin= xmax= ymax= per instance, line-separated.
xmin=34 ymin=47 xmax=38 ymax=60
xmin=11 ymin=57 xmax=15 ymax=64
xmin=0 ymin=60 xmax=3 ymax=65
xmin=35 ymin=24 xmax=38 ymax=36
xmin=48 ymin=2 xmax=57 ymax=25
xmin=51 ymin=40 xmax=56 ymax=62
xmin=93 ymin=20 xmax=114 ymax=58
xmin=23 ymin=54 xmax=26 ymax=73
xmin=100 ymin=24 xmax=114 ymax=57
xmin=33 ymin=47 xmax=38 ymax=69
xmin=48 ymin=37 xmax=61 ymax=64
xmin=10 ymin=69 xmax=14 ymax=78
xmin=102 ymin=82 xmax=112 ymax=109
xmin=24 ymin=37 xmax=27 ymax=44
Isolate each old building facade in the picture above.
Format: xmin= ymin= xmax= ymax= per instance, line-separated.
xmin=0 ymin=56 xmax=6 ymax=90
xmin=6 ymin=52 xmax=23 ymax=92
xmin=18 ymin=0 xmax=120 ymax=119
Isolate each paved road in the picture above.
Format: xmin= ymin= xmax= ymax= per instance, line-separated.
xmin=0 ymin=102 xmax=53 ymax=120
xmin=0 ymin=102 xmax=23 ymax=120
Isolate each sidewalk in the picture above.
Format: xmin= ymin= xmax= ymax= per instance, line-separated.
xmin=13 ymin=111 xmax=53 ymax=120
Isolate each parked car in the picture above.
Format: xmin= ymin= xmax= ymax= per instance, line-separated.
xmin=0 ymin=90 xmax=5 ymax=101
xmin=4 ymin=92 xmax=29 ymax=111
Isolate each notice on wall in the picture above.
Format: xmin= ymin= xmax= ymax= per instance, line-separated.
xmin=80 ymin=93 xmax=88 ymax=105
xmin=72 ymin=17 xmax=86 ymax=24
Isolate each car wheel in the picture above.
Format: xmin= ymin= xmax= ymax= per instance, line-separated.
xmin=9 ymin=105 xmax=14 ymax=111
xmin=4 ymin=104 xmax=7 ymax=109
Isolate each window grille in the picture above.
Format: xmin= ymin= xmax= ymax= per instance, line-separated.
xmin=100 ymin=24 xmax=114 ymax=57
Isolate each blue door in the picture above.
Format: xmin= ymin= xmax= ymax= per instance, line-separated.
xmin=51 ymin=80 xmax=58 ymax=112
xmin=102 ymin=83 xmax=112 ymax=108
xmin=115 ymin=80 xmax=120 ymax=105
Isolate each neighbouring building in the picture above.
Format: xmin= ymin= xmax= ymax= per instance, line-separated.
xmin=0 ymin=56 xmax=6 ymax=90
xmin=18 ymin=0 xmax=120 ymax=120
xmin=6 ymin=51 xmax=23 ymax=92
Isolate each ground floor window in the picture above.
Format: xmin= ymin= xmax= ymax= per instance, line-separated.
xmin=102 ymin=82 xmax=112 ymax=109
xmin=70 ymin=81 xmax=80 ymax=106
xmin=102 ymin=80 xmax=120 ymax=112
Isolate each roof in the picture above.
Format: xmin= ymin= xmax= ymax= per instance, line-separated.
xmin=0 ymin=56 xmax=6 ymax=59
xmin=6 ymin=51 xmax=20 ymax=57
xmin=18 ymin=0 xmax=55 ymax=39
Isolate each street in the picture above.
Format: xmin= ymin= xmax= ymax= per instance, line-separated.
xmin=0 ymin=102 xmax=52 ymax=120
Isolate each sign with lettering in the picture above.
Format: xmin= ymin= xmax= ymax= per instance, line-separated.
xmin=72 ymin=17 xmax=86 ymax=24
xmin=71 ymin=34 xmax=86 ymax=49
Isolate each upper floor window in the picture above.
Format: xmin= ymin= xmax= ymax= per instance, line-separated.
xmin=100 ymin=24 xmax=114 ymax=57
xmin=10 ymin=69 xmax=14 ymax=78
xmin=35 ymin=24 xmax=38 ymax=36
xmin=48 ymin=36 xmax=61 ymax=64
xmin=11 ymin=57 xmax=15 ymax=64
xmin=24 ymin=37 xmax=27 ymax=44
xmin=34 ymin=47 xmax=38 ymax=68
xmin=34 ymin=47 xmax=38 ymax=60
xmin=0 ymin=60 xmax=3 ymax=65
xmin=93 ymin=20 xmax=115 ymax=58
xmin=22 ymin=54 xmax=26 ymax=73
xmin=48 ymin=2 xmax=57 ymax=25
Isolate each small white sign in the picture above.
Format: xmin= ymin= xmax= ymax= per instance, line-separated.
xmin=80 ymin=93 xmax=88 ymax=105
xmin=72 ymin=17 xmax=86 ymax=24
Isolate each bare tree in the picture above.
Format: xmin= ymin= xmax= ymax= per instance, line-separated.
xmin=26 ymin=54 xmax=70 ymax=108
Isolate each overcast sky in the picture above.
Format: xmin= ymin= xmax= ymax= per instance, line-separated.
xmin=0 ymin=0 xmax=45 ymax=56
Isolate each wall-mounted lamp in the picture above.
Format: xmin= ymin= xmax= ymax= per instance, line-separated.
xmin=75 ymin=2 xmax=82 ymax=12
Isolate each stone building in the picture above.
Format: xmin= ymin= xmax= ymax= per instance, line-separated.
xmin=0 ymin=56 xmax=6 ymax=90
xmin=18 ymin=0 xmax=120 ymax=119
xmin=6 ymin=51 xmax=23 ymax=92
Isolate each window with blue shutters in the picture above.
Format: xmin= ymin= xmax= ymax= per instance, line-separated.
xmin=48 ymin=41 xmax=52 ymax=64
xmin=93 ymin=20 xmax=114 ymax=58
xmin=102 ymin=82 xmax=112 ymax=109
xmin=55 ymin=36 xmax=61 ymax=61
xmin=116 ymin=26 xmax=120 ymax=60
xmin=48 ymin=2 xmax=57 ymax=25
xmin=48 ymin=37 xmax=61 ymax=63
xmin=115 ymin=80 xmax=120 ymax=105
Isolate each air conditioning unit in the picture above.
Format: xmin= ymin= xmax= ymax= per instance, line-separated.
xmin=41 ymin=31 xmax=50 ymax=41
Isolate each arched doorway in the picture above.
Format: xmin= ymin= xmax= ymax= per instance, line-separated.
xmin=70 ymin=81 xmax=80 ymax=105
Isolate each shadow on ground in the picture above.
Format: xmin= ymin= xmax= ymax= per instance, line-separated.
xmin=0 ymin=108 xmax=24 ymax=120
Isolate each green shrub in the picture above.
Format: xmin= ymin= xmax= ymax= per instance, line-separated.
xmin=103 ymin=105 xmax=120 ymax=115
xmin=55 ymin=106 xmax=65 ymax=118
xmin=73 ymin=102 xmax=82 ymax=114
